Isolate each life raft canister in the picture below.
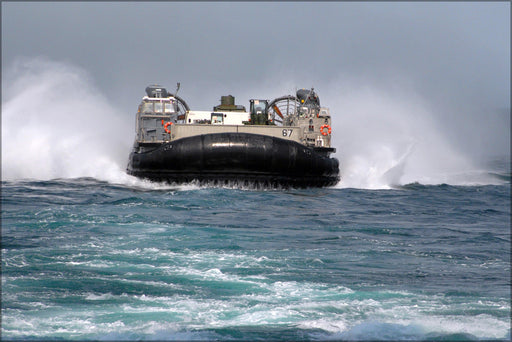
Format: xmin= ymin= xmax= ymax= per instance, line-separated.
xmin=161 ymin=119 xmax=173 ymax=134
xmin=320 ymin=124 xmax=331 ymax=136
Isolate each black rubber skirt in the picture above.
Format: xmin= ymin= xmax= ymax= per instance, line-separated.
xmin=127 ymin=132 xmax=340 ymax=187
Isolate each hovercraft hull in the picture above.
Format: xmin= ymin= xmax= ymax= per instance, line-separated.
xmin=127 ymin=132 xmax=339 ymax=187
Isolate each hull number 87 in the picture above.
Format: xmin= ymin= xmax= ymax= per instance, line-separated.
xmin=282 ymin=129 xmax=293 ymax=137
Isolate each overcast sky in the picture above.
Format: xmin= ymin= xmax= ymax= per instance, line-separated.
xmin=3 ymin=2 xmax=509 ymax=106
xmin=2 ymin=1 xmax=510 ymax=167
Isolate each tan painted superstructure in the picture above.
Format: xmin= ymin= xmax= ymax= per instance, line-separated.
xmin=133 ymin=86 xmax=333 ymax=149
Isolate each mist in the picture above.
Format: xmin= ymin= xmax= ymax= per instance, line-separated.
xmin=1 ymin=58 xmax=133 ymax=182
xmin=322 ymin=76 xmax=503 ymax=188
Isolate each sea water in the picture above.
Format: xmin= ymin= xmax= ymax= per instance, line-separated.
xmin=1 ymin=177 xmax=510 ymax=340
xmin=1 ymin=58 xmax=510 ymax=340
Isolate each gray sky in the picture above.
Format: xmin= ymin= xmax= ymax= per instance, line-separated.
xmin=2 ymin=1 xmax=510 ymax=168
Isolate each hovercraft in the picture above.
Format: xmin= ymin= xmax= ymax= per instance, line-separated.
xmin=126 ymin=84 xmax=340 ymax=187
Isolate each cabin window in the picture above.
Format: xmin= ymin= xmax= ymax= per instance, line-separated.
xmin=211 ymin=113 xmax=224 ymax=124
xmin=164 ymin=102 xmax=174 ymax=113
xmin=142 ymin=102 xmax=153 ymax=113
xmin=154 ymin=102 xmax=163 ymax=113
xmin=320 ymin=108 xmax=329 ymax=116
xmin=253 ymin=103 xmax=266 ymax=114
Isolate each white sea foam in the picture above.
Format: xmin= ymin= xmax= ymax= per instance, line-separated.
xmin=85 ymin=292 xmax=118 ymax=301
xmin=323 ymin=77 xmax=508 ymax=188
xmin=2 ymin=58 xmax=130 ymax=182
xmin=3 ymin=242 xmax=509 ymax=339
xmin=3 ymin=282 xmax=509 ymax=340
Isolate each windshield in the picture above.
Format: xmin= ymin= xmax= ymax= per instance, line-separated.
xmin=154 ymin=102 xmax=163 ymax=113
xmin=142 ymin=102 xmax=153 ymax=113
xmin=164 ymin=102 xmax=175 ymax=113
xmin=253 ymin=101 xmax=266 ymax=113
xmin=141 ymin=99 xmax=176 ymax=114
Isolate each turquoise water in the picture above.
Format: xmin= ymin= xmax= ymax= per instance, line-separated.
xmin=1 ymin=177 xmax=510 ymax=340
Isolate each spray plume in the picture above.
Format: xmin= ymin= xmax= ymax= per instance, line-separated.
xmin=2 ymin=58 xmax=507 ymax=189
xmin=2 ymin=58 xmax=134 ymax=183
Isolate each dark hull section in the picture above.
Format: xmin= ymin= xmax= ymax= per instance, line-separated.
xmin=127 ymin=133 xmax=340 ymax=187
